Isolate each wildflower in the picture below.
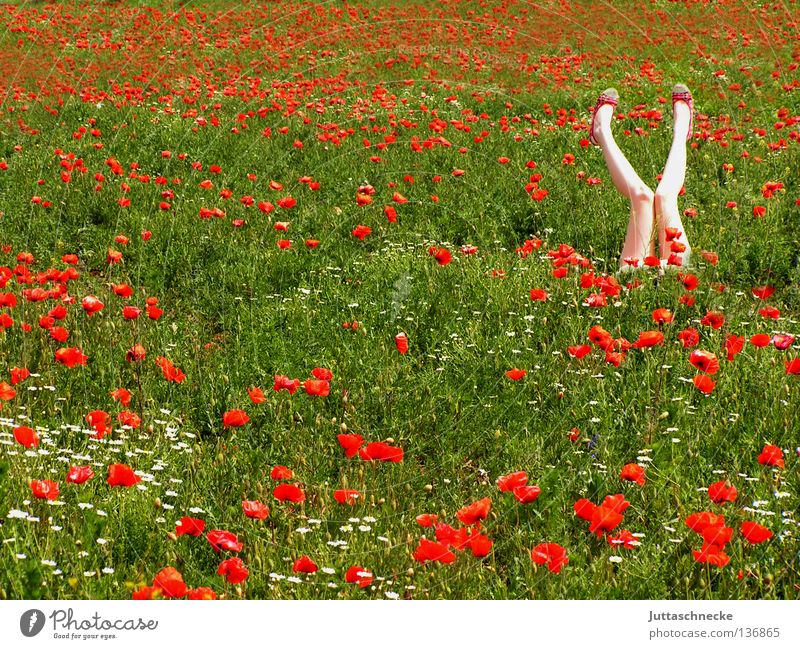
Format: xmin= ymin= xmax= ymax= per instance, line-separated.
xmin=531 ymin=543 xmax=568 ymax=574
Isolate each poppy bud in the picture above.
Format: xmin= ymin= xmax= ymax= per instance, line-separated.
xmin=395 ymin=332 xmax=409 ymax=354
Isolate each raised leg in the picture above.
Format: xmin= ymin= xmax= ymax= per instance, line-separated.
xmin=593 ymin=99 xmax=655 ymax=269
xmin=654 ymin=87 xmax=693 ymax=266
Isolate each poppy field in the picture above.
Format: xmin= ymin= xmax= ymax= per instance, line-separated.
xmin=0 ymin=0 xmax=798 ymax=600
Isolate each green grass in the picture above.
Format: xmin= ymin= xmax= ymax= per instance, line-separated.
xmin=0 ymin=0 xmax=798 ymax=600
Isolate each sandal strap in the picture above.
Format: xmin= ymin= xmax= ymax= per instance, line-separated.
xmin=596 ymin=93 xmax=618 ymax=108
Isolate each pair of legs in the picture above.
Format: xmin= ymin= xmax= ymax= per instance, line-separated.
xmin=593 ymin=93 xmax=692 ymax=270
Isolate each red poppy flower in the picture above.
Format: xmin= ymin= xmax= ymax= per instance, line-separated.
xmin=700 ymin=250 xmax=719 ymax=265
xmin=359 ymin=441 xmax=404 ymax=462
xmin=773 ymin=334 xmax=795 ymax=350
xmin=311 ymin=367 xmax=332 ymax=381
xmin=206 ymin=529 xmax=243 ymax=553
xmin=568 ymin=344 xmax=592 ymax=359
xmin=678 ymin=273 xmax=699 ymax=291
xmin=218 ymin=557 xmax=249 ymax=584
xmin=750 ymin=333 xmax=771 ymax=348
xmin=678 ymin=328 xmax=700 ymax=348
xmin=620 ymin=463 xmax=646 ymax=486
xmin=689 ymin=350 xmax=719 ymax=375
xmin=153 ymin=567 xmax=187 ymax=598
xmin=435 ymin=523 xmax=471 ymax=550
xmin=86 ymin=410 xmax=111 ymax=439
xmin=740 ymin=521 xmax=773 ymax=544
xmin=700 ymin=310 xmax=725 ymax=329
xmin=333 ymin=489 xmax=361 ymax=505
xmin=512 ymin=485 xmax=542 ymax=504
xmin=31 ymin=479 xmax=59 ymax=500
xmin=126 ymin=344 xmax=146 ymax=362
xmin=416 ymin=513 xmax=439 ymax=527
xmin=530 ymin=543 xmax=568 ymax=574
xmin=273 ymin=483 xmax=306 ymax=503
xmin=433 ymin=248 xmax=452 ymax=265
xmin=607 ymin=529 xmax=640 ymax=550
xmin=456 ymin=497 xmax=491 ymax=525
xmin=589 ymin=506 xmax=623 ymax=536
xmin=337 ymin=433 xmax=364 ymax=458
xmin=685 ymin=512 xmax=725 ymax=533
xmin=248 ymin=386 xmax=266 ymax=404
xmin=10 ymin=367 xmax=31 ymax=385
xmin=107 ymin=464 xmax=141 ymax=487
xmin=708 ymin=481 xmax=737 ymax=503
xmin=222 ymin=409 xmax=249 ymax=428
xmin=13 ymin=425 xmax=39 ymax=448
xmin=55 ymin=347 xmax=88 ymax=367
xmin=757 ymin=444 xmax=784 ymax=468
xmin=652 ymin=308 xmax=673 ymax=324
xmin=600 ymin=494 xmax=630 ymax=514
xmin=632 ymin=330 xmax=664 ymax=349
xmin=303 ymin=379 xmax=330 ymax=396
xmin=176 ymin=517 xmax=205 ymax=537
xmin=467 ymin=531 xmax=493 ymax=557
xmin=122 ymin=306 xmax=141 ymax=320
xmin=725 ymin=334 xmax=745 ymax=361
xmin=270 ymin=465 xmax=293 ymax=480
xmin=529 ymin=288 xmax=548 ymax=301
xmin=693 ymin=375 xmax=716 ymax=394
xmin=187 ymin=587 xmax=218 ymax=600
xmin=50 ymin=326 xmax=69 ymax=342
xmin=573 ymin=498 xmax=597 ymax=521
xmin=413 ymin=538 xmax=456 ymax=564
xmin=116 ymin=410 xmax=142 ymax=435
xmin=81 ymin=295 xmax=105 ymax=315
xmin=751 ymin=285 xmax=774 ymax=299
xmin=395 ymin=332 xmax=409 ymax=354
xmin=786 ymin=358 xmax=800 ymax=375
xmin=505 ymin=368 xmax=526 ymax=380
xmin=292 ymin=555 xmax=318 ymax=573
xmin=242 ymin=500 xmax=270 ymax=520
xmin=702 ymin=525 xmax=733 ymax=548
xmin=155 ymin=356 xmax=185 ymax=383
xmin=273 ymin=374 xmax=300 ymax=394
xmin=692 ymin=543 xmax=730 ymax=567
xmin=345 ymin=566 xmax=374 ymax=587
xmin=66 ymin=465 xmax=94 ymax=485
xmin=588 ymin=325 xmax=613 ymax=350
xmin=351 ymin=225 xmax=372 ymax=240
xmin=497 ymin=471 xmax=528 ymax=492
xmin=110 ymin=387 xmax=132 ymax=406
xmin=759 ymin=306 xmax=780 ymax=319
xmin=132 ymin=586 xmax=160 ymax=600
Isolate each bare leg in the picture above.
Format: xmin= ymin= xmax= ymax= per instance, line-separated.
xmin=593 ymin=101 xmax=655 ymax=269
xmin=654 ymin=91 xmax=692 ymax=266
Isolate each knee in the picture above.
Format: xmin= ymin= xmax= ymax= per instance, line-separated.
xmin=629 ymin=184 xmax=654 ymax=204
xmin=654 ymin=188 xmax=677 ymax=211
